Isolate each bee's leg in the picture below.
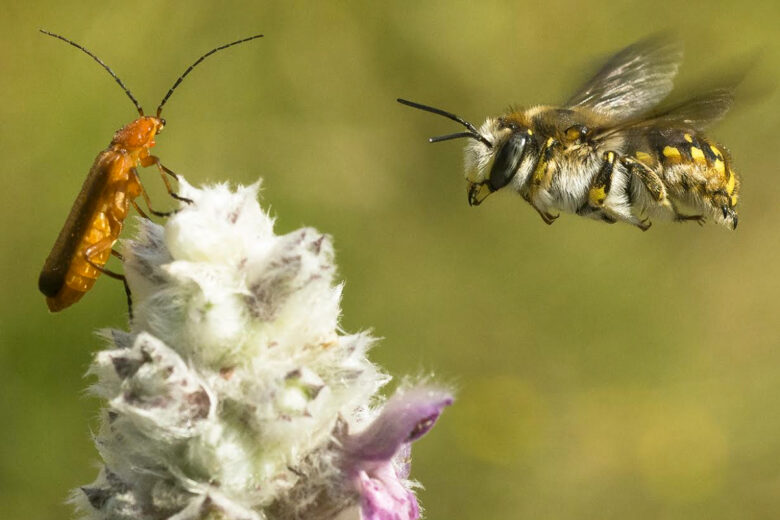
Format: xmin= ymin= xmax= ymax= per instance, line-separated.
xmin=523 ymin=193 xmax=559 ymax=224
xmin=676 ymin=214 xmax=707 ymax=225
xmin=628 ymin=159 xmax=711 ymax=226
xmin=578 ymin=153 xmax=652 ymax=230
xmin=722 ymin=206 xmax=738 ymax=230
xmin=582 ymin=151 xmax=617 ymax=210
xmin=672 ymin=207 xmax=706 ymax=226
xmin=621 ymin=157 xmax=678 ymax=230
xmin=526 ymin=137 xmax=560 ymax=224
xmin=711 ymin=189 xmax=738 ymax=230
xmin=622 ymin=157 xmax=669 ymax=207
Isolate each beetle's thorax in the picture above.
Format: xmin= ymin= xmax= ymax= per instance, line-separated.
xmin=111 ymin=116 xmax=165 ymax=152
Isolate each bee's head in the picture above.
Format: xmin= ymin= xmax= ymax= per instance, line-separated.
xmin=464 ymin=117 xmax=535 ymax=205
xmin=398 ymin=99 xmax=532 ymax=206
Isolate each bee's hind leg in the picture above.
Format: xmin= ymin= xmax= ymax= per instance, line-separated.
xmin=674 ymin=212 xmax=706 ymax=226
xmin=620 ymin=156 xmax=677 ymax=231
xmin=622 ymin=157 xmax=670 ymax=208
xmin=721 ymin=206 xmax=738 ymax=230
xmin=711 ymin=189 xmax=738 ymax=230
xmin=665 ymin=195 xmax=706 ymax=226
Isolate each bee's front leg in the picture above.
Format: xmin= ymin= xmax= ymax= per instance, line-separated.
xmin=522 ymin=192 xmax=559 ymax=224
xmin=525 ymin=137 xmax=560 ymax=225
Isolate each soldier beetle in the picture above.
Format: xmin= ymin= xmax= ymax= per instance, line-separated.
xmin=38 ymin=30 xmax=262 ymax=314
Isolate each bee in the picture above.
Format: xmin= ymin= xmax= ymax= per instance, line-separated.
xmin=398 ymin=35 xmax=741 ymax=230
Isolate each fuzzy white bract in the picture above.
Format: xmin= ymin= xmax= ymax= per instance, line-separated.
xmin=73 ymin=180 xmax=452 ymax=520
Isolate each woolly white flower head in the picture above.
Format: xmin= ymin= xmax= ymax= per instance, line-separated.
xmin=74 ymin=180 xmax=452 ymax=520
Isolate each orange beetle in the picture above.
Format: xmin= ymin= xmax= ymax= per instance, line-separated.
xmin=38 ymin=30 xmax=262 ymax=313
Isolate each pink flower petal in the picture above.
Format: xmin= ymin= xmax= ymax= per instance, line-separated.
xmin=344 ymin=387 xmax=453 ymax=463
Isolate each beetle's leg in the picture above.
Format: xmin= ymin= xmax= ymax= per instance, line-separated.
xmin=84 ymin=248 xmax=124 ymax=280
xmin=130 ymin=199 xmax=152 ymax=219
xmin=141 ymin=155 xmax=194 ymax=204
xmin=84 ymin=238 xmax=132 ymax=319
xmin=130 ymin=168 xmax=177 ymax=218
xmin=525 ymin=137 xmax=560 ymax=224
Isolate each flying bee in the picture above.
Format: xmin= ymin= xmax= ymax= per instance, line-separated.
xmin=399 ymin=35 xmax=741 ymax=230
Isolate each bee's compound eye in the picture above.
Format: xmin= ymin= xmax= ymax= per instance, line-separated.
xmin=498 ymin=119 xmax=520 ymax=131
xmin=565 ymin=125 xmax=588 ymax=142
xmin=488 ymin=133 xmax=528 ymax=191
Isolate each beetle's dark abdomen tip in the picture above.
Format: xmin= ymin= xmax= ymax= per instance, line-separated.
xmin=38 ymin=268 xmax=64 ymax=298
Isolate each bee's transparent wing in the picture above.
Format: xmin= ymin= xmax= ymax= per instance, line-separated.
xmin=566 ymin=35 xmax=683 ymax=122
xmin=646 ymin=87 xmax=735 ymax=130
xmin=592 ymin=87 xmax=736 ymax=145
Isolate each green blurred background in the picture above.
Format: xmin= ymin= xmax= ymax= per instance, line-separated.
xmin=2 ymin=1 xmax=779 ymax=519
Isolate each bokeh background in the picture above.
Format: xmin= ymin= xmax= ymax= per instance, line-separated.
xmin=2 ymin=1 xmax=779 ymax=519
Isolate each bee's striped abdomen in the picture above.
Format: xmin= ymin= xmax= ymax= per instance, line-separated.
xmin=627 ymin=127 xmax=739 ymax=228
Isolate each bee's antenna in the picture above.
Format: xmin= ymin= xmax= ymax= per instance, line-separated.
xmin=429 ymin=132 xmax=481 ymax=143
xmin=156 ymin=34 xmax=263 ymax=117
xmin=40 ymin=29 xmax=144 ymax=116
xmin=397 ymin=98 xmax=492 ymax=148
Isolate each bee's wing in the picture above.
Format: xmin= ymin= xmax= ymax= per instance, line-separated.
xmin=566 ymin=35 xmax=683 ymax=122
xmin=593 ymin=87 xmax=736 ymax=143
xmin=645 ymin=87 xmax=734 ymax=130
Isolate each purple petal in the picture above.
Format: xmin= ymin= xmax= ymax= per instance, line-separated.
xmin=394 ymin=443 xmax=412 ymax=480
xmin=344 ymin=386 xmax=453 ymax=463
xmin=356 ymin=465 xmax=420 ymax=520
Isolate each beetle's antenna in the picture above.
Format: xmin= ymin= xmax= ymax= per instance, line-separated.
xmin=39 ymin=29 xmax=144 ymax=116
xmin=397 ymin=98 xmax=492 ymax=148
xmin=156 ymin=34 xmax=264 ymax=117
